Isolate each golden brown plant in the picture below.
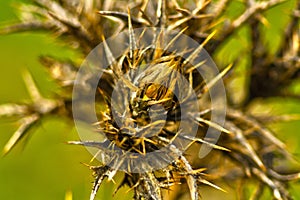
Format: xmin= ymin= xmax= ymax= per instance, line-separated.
xmin=1 ymin=0 xmax=300 ymax=200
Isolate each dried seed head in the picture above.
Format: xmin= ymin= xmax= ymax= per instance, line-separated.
xmin=72 ymin=27 xmax=227 ymax=176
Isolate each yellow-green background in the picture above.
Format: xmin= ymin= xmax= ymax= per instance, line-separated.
xmin=0 ymin=0 xmax=299 ymax=199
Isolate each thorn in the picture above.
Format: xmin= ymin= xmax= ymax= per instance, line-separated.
xmin=2 ymin=114 xmax=39 ymax=155
xmin=201 ymin=63 xmax=233 ymax=93
xmin=199 ymin=179 xmax=227 ymax=193
xmin=183 ymin=30 xmax=217 ymax=66
xmin=67 ymin=141 xmax=84 ymax=145
xmin=97 ymin=11 xmax=150 ymax=25
xmin=80 ymin=162 xmax=92 ymax=168
xmin=127 ymin=8 xmax=137 ymax=60
xmin=22 ymin=70 xmax=42 ymax=102
xmin=156 ymin=0 xmax=166 ymax=28
xmin=164 ymin=26 xmax=189 ymax=52
xmin=195 ymin=117 xmax=232 ymax=135
xmin=184 ymin=135 xmax=231 ymax=151
xmin=101 ymin=34 xmax=116 ymax=66
xmin=90 ymin=149 xmax=102 ymax=163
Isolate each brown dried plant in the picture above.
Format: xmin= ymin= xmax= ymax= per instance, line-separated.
xmin=1 ymin=0 xmax=300 ymax=200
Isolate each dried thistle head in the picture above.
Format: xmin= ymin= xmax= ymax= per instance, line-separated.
xmin=1 ymin=0 xmax=300 ymax=200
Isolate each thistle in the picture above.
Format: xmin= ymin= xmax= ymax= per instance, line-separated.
xmin=1 ymin=0 xmax=300 ymax=200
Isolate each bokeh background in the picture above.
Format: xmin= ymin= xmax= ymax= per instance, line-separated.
xmin=0 ymin=0 xmax=300 ymax=199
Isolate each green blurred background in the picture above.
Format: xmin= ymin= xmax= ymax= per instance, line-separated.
xmin=0 ymin=0 xmax=299 ymax=199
